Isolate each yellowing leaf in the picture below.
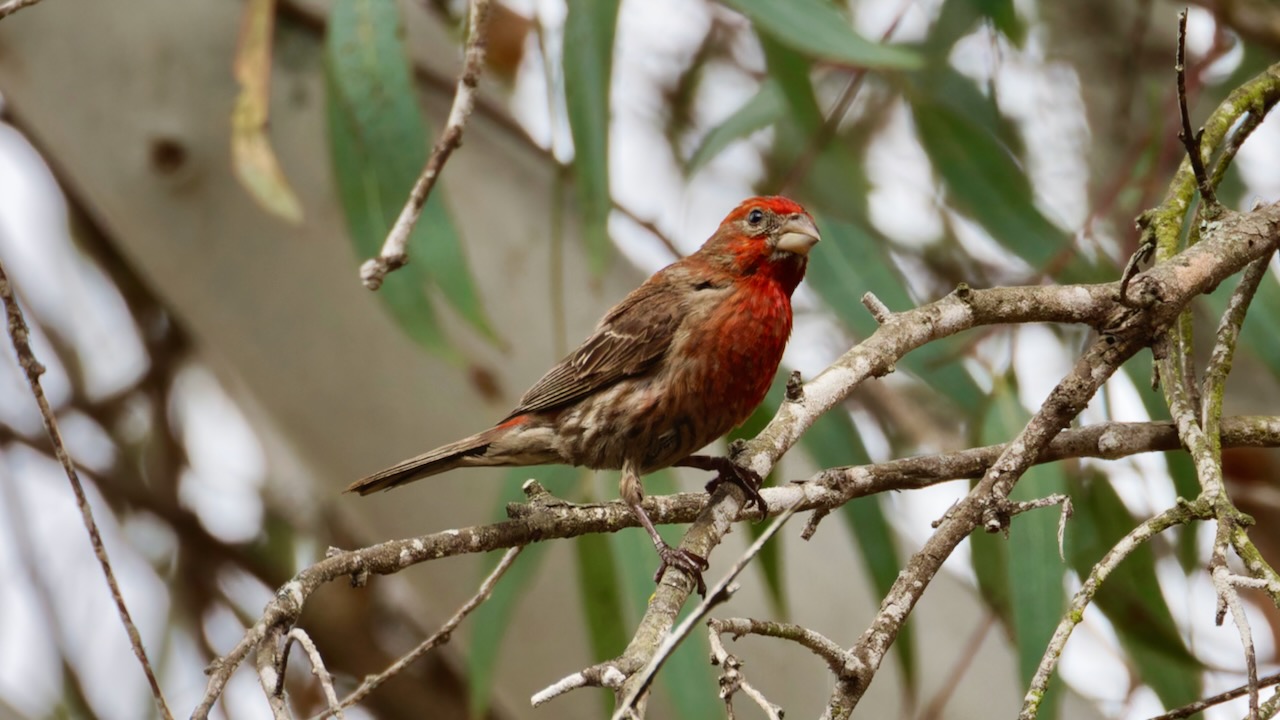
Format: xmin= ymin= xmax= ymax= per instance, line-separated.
xmin=231 ymin=0 xmax=303 ymax=224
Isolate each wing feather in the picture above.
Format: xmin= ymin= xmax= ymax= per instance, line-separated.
xmin=505 ymin=279 xmax=685 ymax=418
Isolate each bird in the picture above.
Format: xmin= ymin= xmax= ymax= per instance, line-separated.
xmin=348 ymin=196 xmax=820 ymax=595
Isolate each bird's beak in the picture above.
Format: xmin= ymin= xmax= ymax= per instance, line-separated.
xmin=775 ymin=214 xmax=821 ymax=256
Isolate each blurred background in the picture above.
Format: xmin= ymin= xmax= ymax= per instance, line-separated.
xmin=0 ymin=0 xmax=1278 ymax=718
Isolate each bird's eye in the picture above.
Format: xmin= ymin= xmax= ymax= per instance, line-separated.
xmin=747 ymin=208 xmax=765 ymax=225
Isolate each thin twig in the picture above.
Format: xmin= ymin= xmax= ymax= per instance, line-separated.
xmin=1146 ymin=671 xmax=1280 ymax=720
xmin=1209 ymin=110 xmax=1265 ymax=190
xmin=1175 ymin=10 xmax=1218 ymax=209
xmin=614 ymin=202 xmax=684 ymax=260
xmin=331 ymin=546 xmax=524 ymax=713
xmin=359 ymin=0 xmax=493 ymax=290
xmin=707 ymin=623 xmax=784 ymax=719
xmin=0 ymin=0 xmax=44 ymax=20
xmin=0 ymin=259 xmax=173 ymax=718
xmin=709 ymin=617 xmax=851 ymax=677
xmin=285 ymin=629 xmax=345 ymax=719
xmin=1212 ymin=565 xmax=1260 ymax=719
xmin=606 ymin=502 xmax=803 ymax=719
xmin=1018 ymin=503 xmax=1210 ymax=719
xmin=861 ymin=291 xmax=892 ymax=324
xmin=1202 ymin=254 xmax=1273 ymax=435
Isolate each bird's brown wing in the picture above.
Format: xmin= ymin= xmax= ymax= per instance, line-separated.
xmin=505 ymin=279 xmax=685 ymax=418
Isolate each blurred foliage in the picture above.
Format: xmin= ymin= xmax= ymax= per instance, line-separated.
xmin=326 ymin=0 xmax=497 ymax=359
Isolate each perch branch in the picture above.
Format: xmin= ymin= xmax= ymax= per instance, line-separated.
xmin=192 ymin=412 xmax=1280 ymax=716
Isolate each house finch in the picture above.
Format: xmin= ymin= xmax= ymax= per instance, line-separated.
xmin=349 ymin=196 xmax=819 ymax=595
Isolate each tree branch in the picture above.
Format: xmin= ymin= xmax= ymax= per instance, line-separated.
xmin=359 ymin=0 xmax=492 ymax=290
xmin=0 ymin=0 xmax=45 ymax=21
xmin=0 ymin=258 xmax=173 ymax=718
xmin=192 ymin=410 xmax=1280 ymax=716
xmin=1019 ymin=503 xmax=1211 ymax=719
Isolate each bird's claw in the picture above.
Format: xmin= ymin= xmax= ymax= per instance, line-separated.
xmin=653 ymin=543 xmax=709 ymax=597
xmin=705 ymin=465 xmax=767 ymax=515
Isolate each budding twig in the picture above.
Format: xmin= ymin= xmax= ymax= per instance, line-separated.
xmin=1175 ymin=10 xmax=1218 ymax=210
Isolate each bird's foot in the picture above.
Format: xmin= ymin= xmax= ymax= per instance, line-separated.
xmin=705 ymin=463 xmax=766 ymax=513
xmin=653 ymin=543 xmax=709 ymax=597
xmin=676 ymin=454 xmax=768 ymax=513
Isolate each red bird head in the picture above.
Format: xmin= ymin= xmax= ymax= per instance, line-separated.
xmin=697 ymin=196 xmax=820 ymax=295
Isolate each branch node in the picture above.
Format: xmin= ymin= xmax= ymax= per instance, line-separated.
xmin=801 ymin=507 xmax=831 ymax=540
xmin=785 ymin=370 xmax=804 ymax=402
xmin=860 ymin=292 xmax=892 ymax=324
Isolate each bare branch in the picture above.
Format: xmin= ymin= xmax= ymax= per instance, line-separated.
xmin=0 ymin=259 xmax=173 ymax=718
xmin=608 ymin=502 xmax=803 ymax=719
xmin=192 ymin=413 xmax=1280 ymax=716
xmin=1175 ymin=10 xmax=1218 ymax=209
xmin=284 ymin=629 xmax=345 ymax=720
xmin=1203 ymin=254 xmax=1273 ymax=434
xmin=861 ymin=291 xmax=892 ymax=324
xmin=332 ymin=546 xmax=524 ymax=713
xmin=359 ymin=0 xmax=492 ymax=289
xmin=255 ymin=626 xmax=290 ymax=720
xmin=1146 ymin=671 xmax=1280 ymax=720
xmin=1018 ymin=503 xmax=1210 ymax=719
xmin=1212 ymin=566 xmax=1261 ymax=719
xmin=707 ymin=623 xmax=784 ymax=719
xmin=0 ymin=0 xmax=44 ymax=20
xmin=709 ymin=618 xmax=851 ymax=678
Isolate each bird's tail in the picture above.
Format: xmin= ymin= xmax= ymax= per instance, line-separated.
xmin=346 ymin=416 xmax=553 ymax=495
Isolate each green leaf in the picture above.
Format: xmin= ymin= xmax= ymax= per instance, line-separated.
xmin=803 ymin=406 xmax=918 ymax=698
xmin=979 ymin=377 xmax=1067 ymax=720
xmin=759 ymin=43 xmax=983 ymax=415
xmin=908 ymin=72 xmax=1100 ymax=283
xmin=928 ymin=0 xmax=1025 ymax=54
xmin=804 ymin=214 xmax=987 ymax=412
xmin=974 ymin=0 xmax=1024 ymax=44
xmin=686 ymin=79 xmax=785 ymax=175
xmin=563 ymin=0 xmax=619 ymax=272
xmin=468 ymin=467 xmax=573 ymax=717
xmin=1067 ymin=471 xmax=1202 ymax=709
xmin=760 ymin=40 xmax=871 ymax=222
xmin=325 ymin=0 xmax=497 ymax=354
xmin=722 ymin=0 xmax=922 ymax=69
